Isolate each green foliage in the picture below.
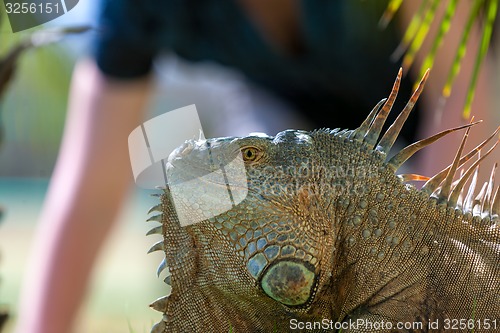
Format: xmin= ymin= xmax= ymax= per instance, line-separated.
xmin=471 ymin=297 xmax=477 ymax=333
xmin=464 ymin=0 xmax=497 ymax=118
xmin=0 ymin=16 xmax=90 ymax=177
xmin=382 ymin=0 xmax=499 ymax=119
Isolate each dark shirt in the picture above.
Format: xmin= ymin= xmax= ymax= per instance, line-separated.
xmin=94 ymin=0 xmax=419 ymax=138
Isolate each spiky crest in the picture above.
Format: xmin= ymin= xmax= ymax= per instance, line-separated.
xmin=353 ymin=68 xmax=499 ymax=221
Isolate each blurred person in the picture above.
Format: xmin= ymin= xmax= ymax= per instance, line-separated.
xmin=14 ymin=1 xmax=497 ymax=333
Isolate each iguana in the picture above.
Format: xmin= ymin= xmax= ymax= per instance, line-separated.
xmin=146 ymin=69 xmax=499 ymax=332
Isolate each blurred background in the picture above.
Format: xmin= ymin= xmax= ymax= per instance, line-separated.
xmin=0 ymin=2 xmax=169 ymax=332
xmin=0 ymin=1 xmax=499 ymax=332
xmin=0 ymin=2 xmax=312 ymax=332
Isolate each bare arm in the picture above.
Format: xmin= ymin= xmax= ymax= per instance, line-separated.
xmin=15 ymin=58 xmax=152 ymax=333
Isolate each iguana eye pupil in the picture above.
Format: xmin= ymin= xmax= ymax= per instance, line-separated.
xmin=241 ymin=147 xmax=260 ymax=162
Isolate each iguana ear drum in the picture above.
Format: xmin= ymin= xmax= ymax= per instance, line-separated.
xmin=260 ymin=260 xmax=316 ymax=306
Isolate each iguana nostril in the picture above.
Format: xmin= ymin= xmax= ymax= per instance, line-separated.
xmin=260 ymin=260 xmax=315 ymax=306
xmin=179 ymin=142 xmax=194 ymax=156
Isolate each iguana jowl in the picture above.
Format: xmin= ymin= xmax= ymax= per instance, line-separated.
xmin=146 ymin=69 xmax=499 ymax=332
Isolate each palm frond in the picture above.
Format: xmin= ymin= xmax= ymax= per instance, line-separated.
xmin=383 ymin=0 xmax=499 ymax=119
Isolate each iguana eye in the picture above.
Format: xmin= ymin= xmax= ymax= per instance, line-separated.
xmin=241 ymin=146 xmax=262 ymax=162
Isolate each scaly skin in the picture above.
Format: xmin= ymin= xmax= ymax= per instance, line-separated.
xmin=147 ymin=72 xmax=499 ymax=332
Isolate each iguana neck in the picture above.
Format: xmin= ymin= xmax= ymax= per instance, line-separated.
xmin=321 ymin=155 xmax=434 ymax=316
xmin=327 ymin=156 xmax=496 ymax=321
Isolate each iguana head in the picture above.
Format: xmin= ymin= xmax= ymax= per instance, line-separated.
xmin=146 ymin=69 xmax=499 ymax=332
xmin=165 ymin=129 xmax=329 ymax=308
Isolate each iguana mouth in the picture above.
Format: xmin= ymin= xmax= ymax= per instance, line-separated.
xmin=260 ymin=259 xmax=317 ymax=307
